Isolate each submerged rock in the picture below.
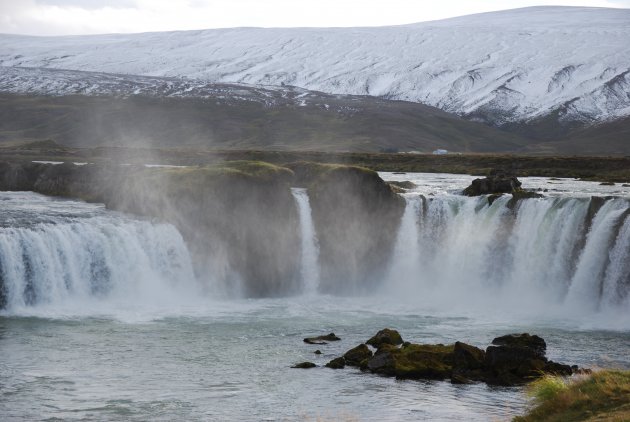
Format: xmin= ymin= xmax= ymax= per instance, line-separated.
xmin=292 ymin=362 xmax=317 ymax=369
xmin=366 ymin=328 xmax=403 ymax=348
xmin=304 ymin=333 xmax=341 ymax=344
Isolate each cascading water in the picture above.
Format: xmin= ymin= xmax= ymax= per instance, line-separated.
xmin=0 ymin=192 xmax=198 ymax=314
xmin=386 ymin=192 xmax=630 ymax=320
xmin=291 ymin=188 xmax=320 ymax=295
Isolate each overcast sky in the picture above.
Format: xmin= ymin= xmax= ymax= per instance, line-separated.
xmin=1 ymin=0 xmax=629 ymax=36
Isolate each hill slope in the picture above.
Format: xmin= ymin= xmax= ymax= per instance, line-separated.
xmin=0 ymin=91 xmax=532 ymax=153
xmin=1 ymin=6 xmax=628 ymax=128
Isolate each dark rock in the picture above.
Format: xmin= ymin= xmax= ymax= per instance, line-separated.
xmin=491 ymin=333 xmax=546 ymax=357
xmin=314 ymin=350 xmax=322 ymax=355
xmin=366 ymin=329 xmax=404 ymax=348
xmin=506 ymin=190 xmax=544 ymax=209
xmin=297 ymin=162 xmax=405 ymax=293
xmin=544 ymin=360 xmax=573 ymax=376
xmin=451 ymin=374 xmax=475 ymax=384
xmin=484 ymin=333 xmax=549 ymax=385
xmin=343 ymin=344 xmax=373 ymax=366
xmin=463 ymin=173 xmax=522 ymax=196
xmin=622 ymin=184 xmax=630 ymax=187
xmin=366 ymin=344 xmax=397 ymax=375
xmin=452 ymin=341 xmax=486 ymax=382
xmin=304 ymin=333 xmax=341 ymax=344
xmin=600 ymin=182 xmax=615 ymax=186
xmin=325 ymin=357 xmax=346 ymax=369
xmin=292 ymin=362 xmax=317 ymax=369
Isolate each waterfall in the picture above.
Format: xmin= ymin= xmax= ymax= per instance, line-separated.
xmin=385 ymin=195 xmax=630 ymax=316
xmin=291 ymin=188 xmax=320 ymax=295
xmin=386 ymin=195 xmax=422 ymax=292
xmin=0 ymin=193 xmax=198 ymax=312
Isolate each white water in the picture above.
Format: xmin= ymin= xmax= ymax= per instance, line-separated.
xmin=380 ymin=173 xmax=630 ymax=328
xmin=0 ymin=192 xmax=199 ymax=317
xmin=291 ymin=188 xmax=320 ymax=295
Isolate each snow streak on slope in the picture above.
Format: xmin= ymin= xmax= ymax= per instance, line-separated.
xmin=1 ymin=7 xmax=629 ymax=125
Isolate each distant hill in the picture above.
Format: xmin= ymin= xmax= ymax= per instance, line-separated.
xmin=0 ymin=92 xmax=531 ymax=153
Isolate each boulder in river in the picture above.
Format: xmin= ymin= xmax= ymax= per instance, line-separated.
xmin=325 ymin=357 xmax=346 ymax=369
xmin=463 ymin=172 xmax=522 ymax=196
xmin=366 ymin=328 xmax=403 ymax=348
xmin=304 ymin=333 xmax=341 ymax=345
xmin=484 ymin=333 xmax=565 ymax=385
xmin=292 ymin=362 xmax=317 ymax=369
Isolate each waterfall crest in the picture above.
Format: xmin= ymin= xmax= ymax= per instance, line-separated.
xmin=0 ymin=193 xmax=197 ymax=312
xmin=386 ymin=194 xmax=630 ymax=316
xmin=291 ymin=188 xmax=320 ymax=295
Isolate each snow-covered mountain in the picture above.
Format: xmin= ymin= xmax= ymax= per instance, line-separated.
xmin=1 ymin=6 xmax=629 ymax=126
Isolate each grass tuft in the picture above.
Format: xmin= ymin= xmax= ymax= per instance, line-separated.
xmin=514 ymin=370 xmax=630 ymax=422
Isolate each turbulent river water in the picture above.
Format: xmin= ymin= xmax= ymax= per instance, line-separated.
xmin=1 ymin=173 xmax=629 ymax=421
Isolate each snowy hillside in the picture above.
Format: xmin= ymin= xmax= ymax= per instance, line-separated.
xmin=1 ymin=6 xmax=629 ymax=125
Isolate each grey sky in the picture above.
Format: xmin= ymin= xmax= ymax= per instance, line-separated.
xmin=1 ymin=0 xmax=629 ymax=36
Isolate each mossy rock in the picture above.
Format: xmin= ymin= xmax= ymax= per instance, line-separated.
xmin=366 ymin=328 xmax=404 ymax=348
xmin=292 ymin=362 xmax=317 ymax=369
xmin=325 ymin=357 xmax=346 ymax=369
xmin=343 ymin=344 xmax=373 ymax=366
xmin=367 ymin=343 xmax=455 ymax=380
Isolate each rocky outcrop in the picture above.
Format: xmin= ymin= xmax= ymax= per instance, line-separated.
xmin=0 ymin=160 xmax=302 ymax=297
xmin=290 ymin=162 xmax=405 ymax=293
xmin=484 ymin=333 xmax=572 ymax=385
xmin=0 ymin=159 xmax=406 ymax=297
xmin=464 ymin=172 xmax=522 ymax=196
xmin=322 ymin=330 xmax=580 ymax=386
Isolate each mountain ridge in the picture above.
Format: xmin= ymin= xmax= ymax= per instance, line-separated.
xmin=1 ymin=6 xmax=628 ymax=129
